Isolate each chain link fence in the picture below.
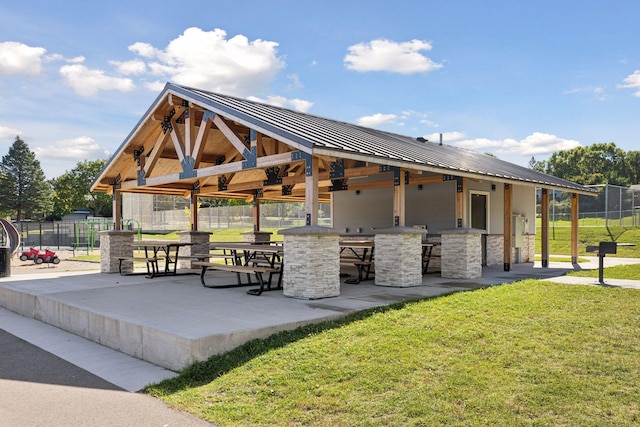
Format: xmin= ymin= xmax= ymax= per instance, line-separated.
xmin=541 ymin=184 xmax=640 ymax=227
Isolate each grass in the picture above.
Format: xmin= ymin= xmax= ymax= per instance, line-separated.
xmin=535 ymin=224 xmax=640 ymax=258
xmin=567 ymin=263 xmax=640 ymax=280
xmin=146 ymin=281 xmax=640 ymax=426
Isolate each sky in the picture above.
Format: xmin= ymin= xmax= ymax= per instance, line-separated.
xmin=0 ymin=0 xmax=638 ymax=179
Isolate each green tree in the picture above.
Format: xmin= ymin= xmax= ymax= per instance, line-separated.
xmin=0 ymin=136 xmax=53 ymax=220
xmin=535 ymin=142 xmax=630 ymax=186
xmin=51 ymin=159 xmax=112 ymax=218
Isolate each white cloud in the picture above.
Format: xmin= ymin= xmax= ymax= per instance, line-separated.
xmin=563 ymin=86 xmax=607 ymax=101
xmin=286 ymin=73 xmax=303 ymax=91
xmin=618 ymin=70 xmax=640 ymax=97
xmin=356 ymin=113 xmax=398 ymax=127
xmin=344 ymin=39 xmax=443 ymax=74
xmin=0 ymin=41 xmax=47 ymax=76
xmin=145 ymin=80 xmax=166 ymax=92
xmin=446 ymin=132 xmax=581 ymax=156
xmin=0 ymin=124 xmax=22 ymax=139
xmin=246 ymin=95 xmax=313 ymax=113
xmin=110 ymin=59 xmax=146 ymax=75
xmin=130 ymin=27 xmax=285 ymax=97
xmin=59 ymin=63 xmax=136 ymax=96
xmin=34 ymin=136 xmax=110 ymax=161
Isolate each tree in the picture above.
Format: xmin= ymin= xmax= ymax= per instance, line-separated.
xmin=534 ymin=142 xmax=630 ymax=186
xmin=0 ymin=136 xmax=53 ymax=220
xmin=51 ymin=159 xmax=112 ymax=218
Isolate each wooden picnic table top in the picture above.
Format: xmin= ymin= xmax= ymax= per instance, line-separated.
xmin=209 ymin=242 xmax=283 ymax=253
xmin=131 ymin=241 xmax=195 ymax=247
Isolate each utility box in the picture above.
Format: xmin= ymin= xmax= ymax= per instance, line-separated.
xmin=513 ymin=215 xmax=525 ymax=248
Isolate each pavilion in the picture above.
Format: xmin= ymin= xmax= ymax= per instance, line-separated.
xmin=92 ymin=83 xmax=596 ymax=298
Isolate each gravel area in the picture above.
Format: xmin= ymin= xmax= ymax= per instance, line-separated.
xmin=8 ymin=250 xmax=100 ymax=275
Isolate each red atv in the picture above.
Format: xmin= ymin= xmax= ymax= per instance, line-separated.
xmin=19 ymin=247 xmax=40 ymax=262
xmin=35 ymin=248 xmax=61 ymax=264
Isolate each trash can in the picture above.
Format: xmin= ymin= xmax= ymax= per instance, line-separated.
xmin=0 ymin=247 xmax=10 ymax=277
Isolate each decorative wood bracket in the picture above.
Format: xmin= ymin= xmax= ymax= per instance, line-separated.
xmin=329 ymin=178 xmax=348 ymax=192
xmin=264 ymin=166 xmax=282 ymax=185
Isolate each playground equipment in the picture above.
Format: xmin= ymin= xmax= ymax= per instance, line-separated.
xmin=0 ymin=218 xmax=21 ymax=277
xmin=34 ymin=248 xmax=60 ymax=264
xmin=20 ymin=247 xmax=40 ymax=261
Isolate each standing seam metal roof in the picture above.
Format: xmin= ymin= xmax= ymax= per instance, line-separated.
xmin=171 ymin=83 xmax=595 ymax=194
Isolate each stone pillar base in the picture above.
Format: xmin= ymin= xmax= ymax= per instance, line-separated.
xmin=178 ymin=231 xmax=211 ymax=269
xmin=441 ymin=228 xmax=484 ymax=279
xmin=241 ymin=230 xmax=273 ymax=243
xmin=99 ymin=230 xmax=135 ymax=273
xmin=374 ymin=227 xmax=424 ymax=287
xmin=278 ymin=226 xmax=340 ymax=299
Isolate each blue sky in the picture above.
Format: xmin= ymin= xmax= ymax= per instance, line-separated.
xmin=0 ymin=0 xmax=638 ymax=179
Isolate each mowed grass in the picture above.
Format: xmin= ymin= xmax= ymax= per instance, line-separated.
xmin=568 ymin=263 xmax=640 ymax=280
xmin=146 ymin=281 xmax=640 ymax=426
xmin=535 ymin=223 xmax=640 ymax=258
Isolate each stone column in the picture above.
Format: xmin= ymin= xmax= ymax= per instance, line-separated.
xmin=441 ymin=228 xmax=484 ymax=279
xmin=278 ymin=226 xmax=340 ymax=299
xmin=374 ymin=227 xmax=425 ymax=287
xmin=485 ymin=234 xmax=504 ymax=266
xmin=178 ymin=230 xmax=211 ymax=269
xmin=99 ymin=230 xmax=134 ymax=273
xmin=241 ymin=230 xmax=273 ymax=244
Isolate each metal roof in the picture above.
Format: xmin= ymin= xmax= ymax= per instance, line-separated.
xmin=169 ymin=84 xmax=595 ymax=194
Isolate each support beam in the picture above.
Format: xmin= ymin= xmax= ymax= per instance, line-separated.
xmin=392 ymin=168 xmax=407 ymax=226
xmin=571 ymin=193 xmax=579 ymax=264
xmin=541 ymin=188 xmax=550 ymax=268
xmin=113 ymin=190 xmax=122 ymax=230
xmin=253 ymin=190 xmax=261 ymax=231
xmin=305 ymin=156 xmax=319 ymax=226
xmin=455 ymin=177 xmax=467 ymax=228
xmin=503 ymin=183 xmax=513 ymax=272
xmin=190 ymin=189 xmax=199 ymax=231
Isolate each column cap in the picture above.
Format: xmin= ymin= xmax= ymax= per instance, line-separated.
xmin=279 ymin=225 xmax=341 ymax=236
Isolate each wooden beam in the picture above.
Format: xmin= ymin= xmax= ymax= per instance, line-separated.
xmin=169 ymin=121 xmax=186 ymax=164
xmin=253 ymin=192 xmax=260 ymax=231
xmin=184 ymin=104 xmax=195 ymax=158
xmin=456 ymin=177 xmax=467 ymax=227
xmin=541 ymin=188 xmax=550 ymax=268
xmin=393 ymin=168 xmax=406 ymax=226
xmin=504 ymin=183 xmax=513 ymax=271
xmin=144 ymin=131 xmax=172 ymax=177
xmin=190 ymin=190 xmax=198 ymax=231
xmin=192 ymin=111 xmax=214 ymax=168
xmin=305 ymin=156 xmax=319 ymax=226
xmin=113 ymin=190 xmax=122 ymax=230
xmin=213 ymin=114 xmax=249 ymax=158
xmin=571 ymin=193 xmax=579 ymax=264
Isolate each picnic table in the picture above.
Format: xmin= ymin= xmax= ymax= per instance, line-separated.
xmin=340 ymin=239 xmax=375 ymax=284
xmin=422 ymin=242 xmax=441 ymax=274
xmin=193 ymin=242 xmax=284 ymax=295
xmin=119 ymin=241 xmax=196 ymax=278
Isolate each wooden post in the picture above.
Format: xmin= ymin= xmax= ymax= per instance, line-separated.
xmin=190 ymin=191 xmax=198 ymax=231
xmin=541 ymin=188 xmax=550 ymax=268
xmin=455 ymin=177 xmax=467 ymax=228
xmin=253 ymin=191 xmax=261 ymax=231
xmin=393 ymin=169 xmax=406 ymax=226
xmin=305 ymin=155 xmax=319 ymax=226
xmin=571 ymin=193 xmax=579 ymax=264
xmin=503 ymin=183 xmax=512 ymax=271
xmin=113 ymin=190 xmax=122 ymax=230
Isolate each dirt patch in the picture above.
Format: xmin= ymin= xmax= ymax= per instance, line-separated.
xmin=8 ymin=250 xmax=100 ymax=275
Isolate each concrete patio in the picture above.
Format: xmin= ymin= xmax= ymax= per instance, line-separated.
xmin=1 ymin=257 xmax=638 ymax=390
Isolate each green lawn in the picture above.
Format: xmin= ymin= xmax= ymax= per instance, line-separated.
xmin=567 ymin=263 xmax=640 ymax=280
xmin=146 ymin=281 xmax=640 ymax=426
xmin=535 ymin=224 xmax=640 ymax=258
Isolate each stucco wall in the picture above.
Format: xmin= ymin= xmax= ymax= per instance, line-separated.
xmin=333 ymin=179 xmax=536 ymax=237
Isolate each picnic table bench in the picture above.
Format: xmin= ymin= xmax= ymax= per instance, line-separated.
xmin=118 ymin=256 xmax=164 ymax=278
xmin=192 ymin=261 xmax=280 ymax=295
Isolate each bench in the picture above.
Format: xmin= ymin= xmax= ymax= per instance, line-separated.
xmin=192 ymin=261 xmax=280 ymax=295
xmin=340 ymin=260 xmax=374 ymax=284
xmin=118 ymin=256 xmax=164 ymax=278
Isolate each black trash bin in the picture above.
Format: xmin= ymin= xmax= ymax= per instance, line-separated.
xmin=0 ymin=247 xmax=10 ymax=277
